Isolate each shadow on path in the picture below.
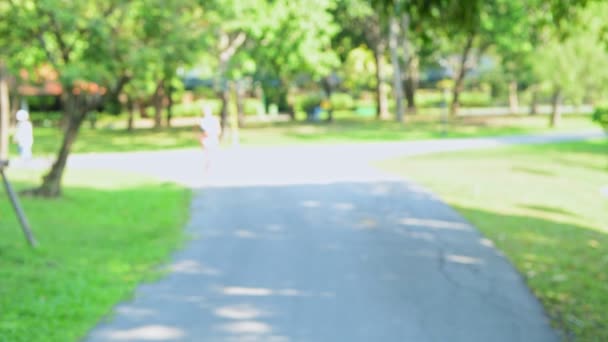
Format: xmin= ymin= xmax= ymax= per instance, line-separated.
xmin=86 ymin=182 xmax=558 ymax=342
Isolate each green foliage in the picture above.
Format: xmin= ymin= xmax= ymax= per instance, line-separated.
xmin=249 ymin=0 xmax=340 ymax=84
xmin=532 ymin=2 xmax=608 ymax=105
xmin=296 ymin=93 xmax=324 ymax=114
xmin=330 ymin=93 xmax=355 ymax=110
xmin=592 ymin=107 xmax=608 ymax=132
xmin=0 ymin=170 xmax=190 ymax=341
xmin=340 ymin=46 xmax=376 ymax=92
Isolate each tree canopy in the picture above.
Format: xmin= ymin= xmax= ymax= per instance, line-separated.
xmin=0 ymin=0 xmax=606 ymax=196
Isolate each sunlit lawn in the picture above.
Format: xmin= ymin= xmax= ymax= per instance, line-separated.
xmin=379 ymin=139 xmax=608 ymax=340
xmin=0 ymin=170 xmax=191 ymax=342
xmin=239 ymin=113 xmax=597 ymax=145
xmin=27 ymin=113 xmax=598 ymax=156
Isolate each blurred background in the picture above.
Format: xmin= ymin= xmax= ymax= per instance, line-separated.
xmin=0 ymin=1 xmax=607 ymax=341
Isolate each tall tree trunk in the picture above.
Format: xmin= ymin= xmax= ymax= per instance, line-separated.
xmin=277 ymin=85 xmax=293 ymax=120
xmin=550 ymin=87 xmax=562 ymax=128
xmin=450 ymin=32 xmax=475 ymax=118
xmin=262 ymin=83 xmax=271 ymax=114
xmin=255 ymin=83 xmax=266 ymax=116
xmin=400 ymin=13 xmax=416 ymax=115
xmin=322 ymin=76 xmax=334 ymax=123
xmin=153 ymin=80 xmax=164 ymax=129
xmin=166 ymin=84 xmax=173 ymax=127
xmin=373 ymin=41 xmax=389 ymax=119
xmin=235 ymin=80 xmax=245 ymax=127
xmin=403 ymin=56 xmax=418 ymax=115
xmin=529 ymin=84 xmax=539 ymax=115
xmin=31 ymin=94 xmax=87 ymax=197
xmin=127 ymin=96 xmax=135 ymax=132
xmin=219 ymin=87 xmax=229 ymax=136
xmin=389 ymin=16 xmax=404 ymax=122
xmin=508 ymin=80 xmax=519 ymax=114
xmin=9 ymin=88 xmax=19 ymax=127
xmin=138 ymin=100 xmax=149 ymax=118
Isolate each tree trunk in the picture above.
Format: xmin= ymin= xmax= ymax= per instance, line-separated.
xmin=400 ymin=13 xmax=417 ymax=115
xmin=508 ymin=80 xmax=519 ymax=114
xmin=322 ymin=76 xmax=334 ymax=123
xmin=31 ymin=94 xmax=87 ymax=197
xmin=235 ymin=80 xmax=245 ymax=127
xmin=403 ymin=56 xmax=418 ymax=115
xmin=550 ymin=88 xmax=562 ymax=128
xmin=389 ymin=16 xmax=405 ymax=122
xmin=262 ymin=84 xmax=271 ymax=114
xmin=9 ymin=93 xmax=19 ymax=126
xmin=153 ymin=80 xmax=164 ymax=129
xmin=373 ymin=41 xmax=389 ymax=119
xmin=529 ymin=84 xmax=539 ymax=115
xmin=219 ymin=87 xmax=229 ymax=136
xmin=166 ymin=84 xmax=173 ymax=127
xmin=450 ymin=32 xmax=475 ymax=118
xmin=138 ymin=100 xmax=149 ymax=118
xmin=127 ymin=97 xmax=135 ymax=132
xmin=255 ymin=83 xmax=266 ymax=116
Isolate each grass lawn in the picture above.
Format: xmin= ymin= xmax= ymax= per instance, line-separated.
xmin=0 ymin=169 xmax=191 ymax=342
xmin=379 ymin=139 xmax=608 ymax=340
xmin=239 ymin=113 xmax=597 ymax=146
xmin=26 ymin=113 xmax=598 ymax=156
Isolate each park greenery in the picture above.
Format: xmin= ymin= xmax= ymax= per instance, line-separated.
xmin=0 ymin=1 xmax=607 ymax=341
xmin=1 ymin=0 xmax=607 ymax=196
xmin=0 ymin=169 xmax=191 ymax=341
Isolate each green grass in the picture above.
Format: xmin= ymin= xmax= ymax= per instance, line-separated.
xmin=25 ymin=113 xmax=599 ymax=155
xmin=379 ymin=139 xmax=608 ymax=340
xmin=27 ymin=125 xmax=200 ymax=156
xmin=0 ymin=170 xmax=191 ymax=342
xmin=238 ymin=114 xmax=598 ymax=146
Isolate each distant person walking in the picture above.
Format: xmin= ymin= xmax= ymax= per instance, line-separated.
xmin=14 ymin=109 xmax=33 ymax=160
xmin=198 ymin=104 xmax=221 ymax=172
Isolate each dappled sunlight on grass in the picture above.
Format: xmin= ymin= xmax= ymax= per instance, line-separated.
xmin=240 ymin=114 xmax=597 ymax=145
xmin=26 ymin=114 xmax=598 ymax=156
xmin=380 ymin=139 xmax=608 ymax=340
xmin=28 ymin=126 xmax=200 ymax=156
xmin=0 ymin=170 xmax=191 ymax=342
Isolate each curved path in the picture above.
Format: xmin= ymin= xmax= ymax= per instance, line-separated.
xmin=76 ymin=132 xmax=600 ymax=341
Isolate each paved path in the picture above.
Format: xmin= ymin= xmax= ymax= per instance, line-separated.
xmin=63 ymin=132 xmax=598 ymax=341
xmin=28 ymin=130 xmax=597 ymax=189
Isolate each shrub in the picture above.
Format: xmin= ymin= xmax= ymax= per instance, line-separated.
xmin=244 ymin=98 xmax=263 ymax=115
xmin=330 ymin=93 xmax=355 ymax=110
xmin=296 ymin=94 xmax=323 ymax=114
xmin=592 ymin=107 xmax=608 ymax=132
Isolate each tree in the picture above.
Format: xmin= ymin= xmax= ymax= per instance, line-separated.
xmin=333 ymin=0 xmax=390 ymax=119
xmin=532 ymin=1 xmax=608 ymax=127
xmin=196 ymin=0 xmax=258 ymax=131
xmin=127 ymin=0 xmax=204 ymax=129
xmin=0 ymin=0 xmax=202 ymax=196
xmin=248 ymin=0 xmax=339 ymax=120
xmin=0 ymin=1 xmax=132 ymax=196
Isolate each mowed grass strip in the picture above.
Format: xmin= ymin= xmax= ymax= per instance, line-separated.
xmin=0 ymin=170 xmax=191 ymax=342
xmin=26 ymin=113 xmax=597 ymax=155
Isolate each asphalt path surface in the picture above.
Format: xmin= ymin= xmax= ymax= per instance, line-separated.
xmin=51 ymin=132 xmax=599 ymax=342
